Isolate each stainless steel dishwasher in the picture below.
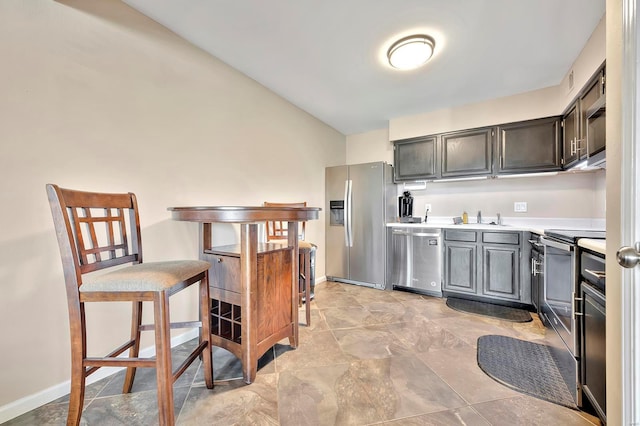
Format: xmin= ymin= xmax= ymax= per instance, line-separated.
xmin=387 ymin=227 xmax=442 ymax=297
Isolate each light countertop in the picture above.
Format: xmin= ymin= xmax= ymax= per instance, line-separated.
xmin=387 ymin=216 xmax=605 ymax=236
xmin=387 ymin=222 xmax=523 ymax=231
xmin=578 ymin=238 xmax=606 ymax=255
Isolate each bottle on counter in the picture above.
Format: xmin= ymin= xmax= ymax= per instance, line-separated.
xmin=462 ymin=211 xmax=468 ymax=224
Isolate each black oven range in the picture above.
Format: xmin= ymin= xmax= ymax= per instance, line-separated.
xmin=539 ymin=228 xmax=605 ymax=408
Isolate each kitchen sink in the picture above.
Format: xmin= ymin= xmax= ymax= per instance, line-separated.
xmin=453 ymin=223 xmax=512 ymax=230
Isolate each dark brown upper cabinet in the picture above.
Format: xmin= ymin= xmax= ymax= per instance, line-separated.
xmin=581 ymin=67 xmax=606 ymax=158
xmin=563 ymin=101 xmax=581 ymax=168
xmin=562 ymin=62 xmax=606 ymax=168
xmin=393 ymin=136 xmax=439 ymax=181
xmin=497 ymin=116 xmax=562 ymax=174
xmin=441 ymin=127 xmax=493 ymax=178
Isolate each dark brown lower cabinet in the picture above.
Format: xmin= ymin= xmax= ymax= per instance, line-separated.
xmin=482 ymin=245 xmax=520 ymax=300
xmin=444 ymin=243 xmax=477 ymax=295
xmin=444 ymin=229 xmax=527 ymax=304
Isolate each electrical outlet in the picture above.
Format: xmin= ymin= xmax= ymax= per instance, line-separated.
xmin=514 ymin=202 xmax=528 ymax=213
xmin=425 ymin=204 xmax=432 ymax=213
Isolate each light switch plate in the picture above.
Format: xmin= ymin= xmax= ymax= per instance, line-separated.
xmin=514 ymin=202 xmax=528 ymax=213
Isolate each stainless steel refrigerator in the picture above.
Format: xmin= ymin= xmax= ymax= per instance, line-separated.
xmin=325 ymin=162 xmax=396 ymax=290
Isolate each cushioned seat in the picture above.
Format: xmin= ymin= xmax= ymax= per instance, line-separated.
xmin=82 ymin=260 xmax=210 ymax=292
xmin=267 ymin=239 xmax=315 ymax=249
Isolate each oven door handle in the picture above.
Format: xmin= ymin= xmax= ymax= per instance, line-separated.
xmin=573 ymin=291 xmax=583 ymax=318
xmin=540 ymin=236 xmax=573 ymax=252
xmin=528 ymin=239 xmax=544 ymax=248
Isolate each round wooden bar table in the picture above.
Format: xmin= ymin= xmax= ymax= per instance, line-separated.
xmin=168 ymin=206 xmax=320 ymax=384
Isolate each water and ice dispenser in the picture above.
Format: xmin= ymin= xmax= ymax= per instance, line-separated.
xmin=329 ymin=200 xmax=344 ymax=226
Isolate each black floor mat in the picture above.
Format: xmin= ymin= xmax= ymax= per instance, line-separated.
xmin=477 ymin=335 xmax=577 ymax=409
xmin=446 ymin=297 xmax=532 ymax=322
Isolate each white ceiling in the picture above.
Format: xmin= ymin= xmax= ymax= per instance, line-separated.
xmin=123 ymin=0 xmax=606 ymax=135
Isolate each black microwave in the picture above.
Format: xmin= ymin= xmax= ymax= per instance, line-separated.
xmin=586 ymin=95 xmax=606 ymax=168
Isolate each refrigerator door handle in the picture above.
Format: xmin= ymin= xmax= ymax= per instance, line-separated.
xmin=348 ymin=180 xmax=353 ymax=247
xmin=344 ymin=180 xmax=350 ymax=247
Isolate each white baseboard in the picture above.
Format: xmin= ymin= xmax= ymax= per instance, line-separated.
xmin=0 ymin=329 xmax=199 ymax=424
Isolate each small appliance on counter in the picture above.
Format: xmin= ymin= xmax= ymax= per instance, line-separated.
xmin=398 ymin=191 xmax=421 ymax=223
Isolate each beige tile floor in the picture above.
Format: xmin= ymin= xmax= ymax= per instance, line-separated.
xmin=6 ymin=281 xmax=602 ymax=425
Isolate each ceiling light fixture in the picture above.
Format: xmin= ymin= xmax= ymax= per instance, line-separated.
xmin=387 ymin=34 xmax=435 ymax=70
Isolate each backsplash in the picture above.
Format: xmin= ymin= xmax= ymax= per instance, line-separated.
xmin=395 ymin=169 xmax=605 ymax=221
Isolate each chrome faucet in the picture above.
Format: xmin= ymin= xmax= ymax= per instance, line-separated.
xmin=477 ymin=210 xmax=482 ymax=224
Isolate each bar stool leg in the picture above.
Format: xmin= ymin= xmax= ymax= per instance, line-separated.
xmin=123 ymin=301 xmax=142 ymax=393
xmin=199 ymin=274 xmax=214 ymax=389
xmin=304 ymin=249 xmax=311 ymax=326
xmin=154 ymin=293 xmax=175 ymax=426
xmin=67 ymin=309 xmax=86 ymax=426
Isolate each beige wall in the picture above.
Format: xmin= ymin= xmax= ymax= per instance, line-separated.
xmin=388 ymin=85 xmax=562 ymax=141
xmin=557 ymin=15 xmax=607 ymax=109
xmin=346 ymin=128 xmax=392 ymax=164
xmin=0 ymin=0 xmax=344 ymax=412
xmin=405 ymin=171 xmax=605 ymax=221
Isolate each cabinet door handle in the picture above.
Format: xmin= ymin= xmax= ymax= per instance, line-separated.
xmin=531 ymin=259 xmax=542 ymax=276
xmin=585 ymin=269 xmax=605 ymax=279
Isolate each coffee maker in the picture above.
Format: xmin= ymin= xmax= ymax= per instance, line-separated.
xmin=398 ymin=191 xmax=420 ymax=222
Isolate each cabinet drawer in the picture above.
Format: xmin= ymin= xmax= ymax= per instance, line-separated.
xmin=482 ymin=232 xmax=519 ymax=245
xmin=205 ymin=253 xmax=241 ymax=293
xmin=445 ymin=229 xmax=477 ymax=242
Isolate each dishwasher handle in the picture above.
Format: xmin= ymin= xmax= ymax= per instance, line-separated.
xmin=413 ymin=232 xmax=441 ymax=237
xmin=391 ymin=229 xmax=441 ymax=238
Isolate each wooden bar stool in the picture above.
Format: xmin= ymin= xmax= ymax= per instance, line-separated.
xmin=264 ymin=201 xmax=316 ymax=326
xmin=46 ymin=184 xmax=214 ymax=426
